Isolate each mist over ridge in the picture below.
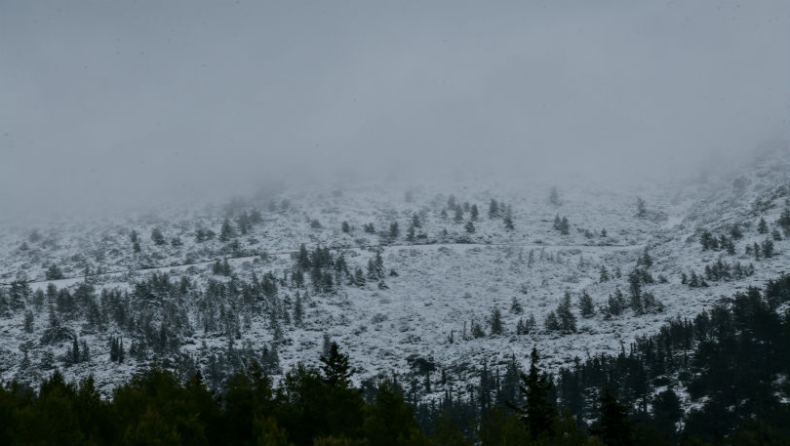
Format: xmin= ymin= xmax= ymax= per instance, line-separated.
xmin=1 ymin=1 xmax=788 ymax=222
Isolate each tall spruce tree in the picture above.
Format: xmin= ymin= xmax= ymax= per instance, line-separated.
xmin=512 ymin=348 xmax=557 ymax=440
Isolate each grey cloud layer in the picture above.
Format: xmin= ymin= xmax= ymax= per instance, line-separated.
xmin=1 ymin=1 xmax=788 ymax=220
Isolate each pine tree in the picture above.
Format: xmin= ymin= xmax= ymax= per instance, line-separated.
xmin=293 ymin=292 xmax=303 ymax=326
xmin=579 ymin=291 xmax=595 ymax=318
xmin=600 ymin=266 xmax=610 ymax=282
xmin=488 ymin=199 xmax=500 ymax=218
xmin=757 ymin=217 xmax=768 ymax=234
xmin=762 ymin=239 xmax=774 ymax=258
xmin=556 ymin=292 xmax=577 ymax=333
xmin=544 ymin=311 xmax=561 ymax=331
xmin=220 ymin=218 xmax=235 ymax=242
xmin=387 ymin=221 xmax=399 ymax=240
xmin=453 ymin=207 xmax=464 ymax=223
xmin=341 ymin=221 xmax=350 ymax=233
xmin=470 ymin=204 xmax=479 ymax=221
xmin=503 ymin=214 xmax=515 ymax=231
xmin=591 ymin=388 xmax=635 ymax=446
xmin=464 ymin=221 xmax=476 ymax=233
xmin=510 ymin=296 xmax=523 ymax=314
xmin=319 ymin=342 xmax=355 ymax=387
xmin=150 ymin=227 xmax=166 ymax=246
xmin=488 ymin=307 xmax=504 ymax=336
xmin=559 ymin=217 xmax=570 ymax=235
xmin=512 ymin=348 xmax=557 ymax=440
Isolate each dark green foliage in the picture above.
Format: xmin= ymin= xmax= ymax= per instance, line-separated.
xmin=553 ymin=215 xmax=570 ymax=235
xmin=341 ymin=221 xmax=350 ymax=233
xmin=488 ymin=199 xmax=500 ymax=219
xmin=195 ymin=227 xmax=215 ymax=242
xmin=762 ymin=239 xmax=774 ymax=258
xmin=730 ymin=223 xmax=743 ymax=240
xmin=453 ymin=206 xmax=464 ymax=223
xmin=590 ymin=388 xmax=635 ymax=446
xmin=757 ymin=217 xmax=768 ymax=234
xmin=778 ymin=206 xmax=790 ymax=236
xmin=469 ymin=204 xmax=478 ymax=221
xmin=389 ymin=221 xmax=399 ymax=239
xmin=544 ymin=311 xmax=561 ymax=331
xmin=579 ymin=291 xmax=595 ymax=318
xmin=556 ymin=291 xmax=577 ymax=333
xmin=464 ymin=221 xmax=475 ymax=233
xmin=45 ymin=264 xmax=65 ymax=280
xmin=365 ymin=380 xmax=423 ymax=446
xmin=600 ymin=265 xmax=610 ymax=282
xmin=220 ymin=218 xmax=236 ymax=241
xmin=509 ymin=296 xmax=523 ymax=314
xmin=151 ymin=227 xmax=166 ymax=246
xmin=487 ymin=307 xmax=503 ymax=336
xmin=320 ymin=342 xmax=355 ymax=387
xmin=512 ymin=348 xmax=557 ymax=440
xmin=503 ymin=214 xmax=515 ymax=231
xmin=637 ymin=247 xmax=652 ymax=269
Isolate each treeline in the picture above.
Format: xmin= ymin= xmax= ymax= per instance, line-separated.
xmin=1 ymin=276 xmax=788 ymax=445
xmin=414 ymin=275 xmax=790 ymax=445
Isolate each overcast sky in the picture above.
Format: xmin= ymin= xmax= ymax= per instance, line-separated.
xmin=1 ymin=1 xmax=788 ymax=220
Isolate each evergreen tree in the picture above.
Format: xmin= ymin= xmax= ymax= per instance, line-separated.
xmin=607 ymin=289 xmax=626 ymax=317
xmin=293 ymin=292 xmax=303 ymax=326
xmin=559 ymin=217 xmax=570 ymax=235
xmin=637 ymin=247 xmax=652 ymax=269
xmin=509 ymin=296 xmax=523 ymax=314
xmin=464 ymin=221 xmax=476 ymax=234
xmin=503 ymin=214 xmax=515 ymax=231
xmin=757 ymin=217 xmax=768 ymax=234
xmin=470 ymin=204 xmax=479 ymax=221
xmin=600 ymin=266 xmax=610 ymax=282
xmin=488 ymin=307 xmax=504 ymax=336
xmin=512 ymin=348 xmax=557 ymax=440
xmin=364 ymin=380 xmax=422 ymax=446
xmin=628 ymin=270 xmax=643 ymax=314
xmin=341 ymin=221 xmax=350 ymax=233
xmin=389 ymin=222 xmax=400 ymax=240
xmin=557 ymin=292 xmax=577 ymax=333
xmin=591 ymin=388 xmax=635 ymax=446
xmin=730 ymin=223 xmax=744 ymax=240
xmin=579 ymin=291 xmax=595 ymax=318
xmin=544 ymin=311 xmax=561 ymax=332
xmin=488 ymin=199 xmax=500 ymax=218
xmin=453 ymin=207 xmax=464 ymax=223
xmin=762 ymin=239 xmax=774 ymax=258
xmin=45 ymin=264 xmax=65 ymax=280
xmin=151 ymin=227 xmax=166 ymax=246
xmin=319 ymin=342 xmax=355 ymax=388
xmin=220 ymin=218 xmax=236 ymax=242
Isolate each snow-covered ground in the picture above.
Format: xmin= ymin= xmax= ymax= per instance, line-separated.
xmin=0 ymin=145 xmax=787 ymax=399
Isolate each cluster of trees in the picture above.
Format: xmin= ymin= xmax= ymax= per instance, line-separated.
xmin=553 ymin=215 xmax=570 ymax=235
xmin=1 ymin=274 xmax=788 ymax=445
xmin=2 ymin=242 xmax=396 ymax=389
xmin=440 ymin=196 xmax=515 ymax=233
xmin=293 ymin=244 xmax=389 ymax=292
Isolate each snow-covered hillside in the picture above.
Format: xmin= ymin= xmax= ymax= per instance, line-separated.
xmin=0 ymin=145 xmax=787 ymax=398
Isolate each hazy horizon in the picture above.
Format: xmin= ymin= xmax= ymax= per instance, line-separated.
xmin=1 ymin=1 xmax=788 ymax=221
